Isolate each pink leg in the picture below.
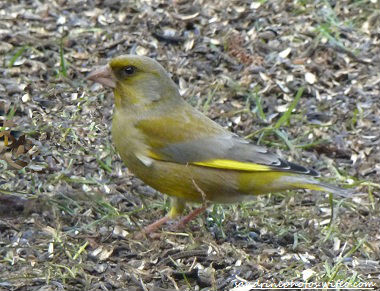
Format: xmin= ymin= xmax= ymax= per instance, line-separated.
xmin=143 ymin=215 xmax=171 ymax=234
xmin=174 ymin=205 xmax=208 ymax=229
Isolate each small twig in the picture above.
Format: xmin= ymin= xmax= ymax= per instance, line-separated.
xmin=130 ymin=274 xmax=149 ymax=291
xmin=192 ymin=179 xmax=207 ymax=206
xmin=139 ymin=277 xmax=148 ymax=291
xmin=165 ymin=273 xmax=180 ymax=291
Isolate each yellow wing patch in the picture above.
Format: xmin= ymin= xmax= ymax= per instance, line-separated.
xmin=147 ymin=150 xmax=162 ymax=160
xmin=192 ymin=159 xmax=271 ymax=172
xmin=147 ymin=150 xmax=271 ymax=172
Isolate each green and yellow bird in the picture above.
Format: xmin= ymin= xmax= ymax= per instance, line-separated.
xmin=88 ymin=55 xmax=348 ymax=233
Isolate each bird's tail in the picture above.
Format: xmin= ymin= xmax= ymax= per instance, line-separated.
xmin=280 ymin=175 xmax=353 ymax=197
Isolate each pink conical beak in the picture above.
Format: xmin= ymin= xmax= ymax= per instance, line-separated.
xmin=87 ymin=64 xmax=116 ymax=88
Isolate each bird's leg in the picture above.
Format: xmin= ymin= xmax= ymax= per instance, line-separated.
xmin=142 ymin=215 xmax=171 ymax=234
xmin=141 ymin=197 xmax=186 ymax=235
xmin=174 ymin=179 xmax=209 ymax=229
xmin=174 ymin=204 xmax=208 ymax=229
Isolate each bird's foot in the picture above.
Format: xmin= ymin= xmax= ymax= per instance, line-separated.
xmin=135 ymin=204 xmax=208 ymax=238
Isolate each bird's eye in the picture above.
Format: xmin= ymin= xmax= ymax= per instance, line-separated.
xmin=121 ymin=65 xmax=136 ymax=77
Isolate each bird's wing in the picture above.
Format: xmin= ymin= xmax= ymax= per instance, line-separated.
xmin=153 ymin=135 xmax=318 ymax=176
xmin=136 ymin=116 xmax=318 ymax=176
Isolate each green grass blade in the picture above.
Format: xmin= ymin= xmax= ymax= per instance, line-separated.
xmin=60 ymin=38 xmax=67 ymax=77
xmin=274 ymin=87 xmax=304 ymax=129
xmin=8 ymin=46 xmax=28 ymax=68
xmin=251 ymin=89 xmax=266 ymax=121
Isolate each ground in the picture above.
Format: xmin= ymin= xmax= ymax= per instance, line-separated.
xmin=0 ymin=0 xmax=379 ymax=290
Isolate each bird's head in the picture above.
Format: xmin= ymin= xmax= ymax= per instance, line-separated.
xmin=87 ymin=55 xmax=179 ymax=109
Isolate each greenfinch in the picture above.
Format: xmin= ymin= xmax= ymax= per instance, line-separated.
xmin=88 ymin=55 xmax=349 ymax=233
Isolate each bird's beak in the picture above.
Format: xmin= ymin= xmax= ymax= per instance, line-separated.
xmin=87 ymin=64 xmax=116 ymax=88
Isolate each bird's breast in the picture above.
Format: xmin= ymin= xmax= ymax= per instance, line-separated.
xmin=111 ymin=110 xmax=151 ymax=168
